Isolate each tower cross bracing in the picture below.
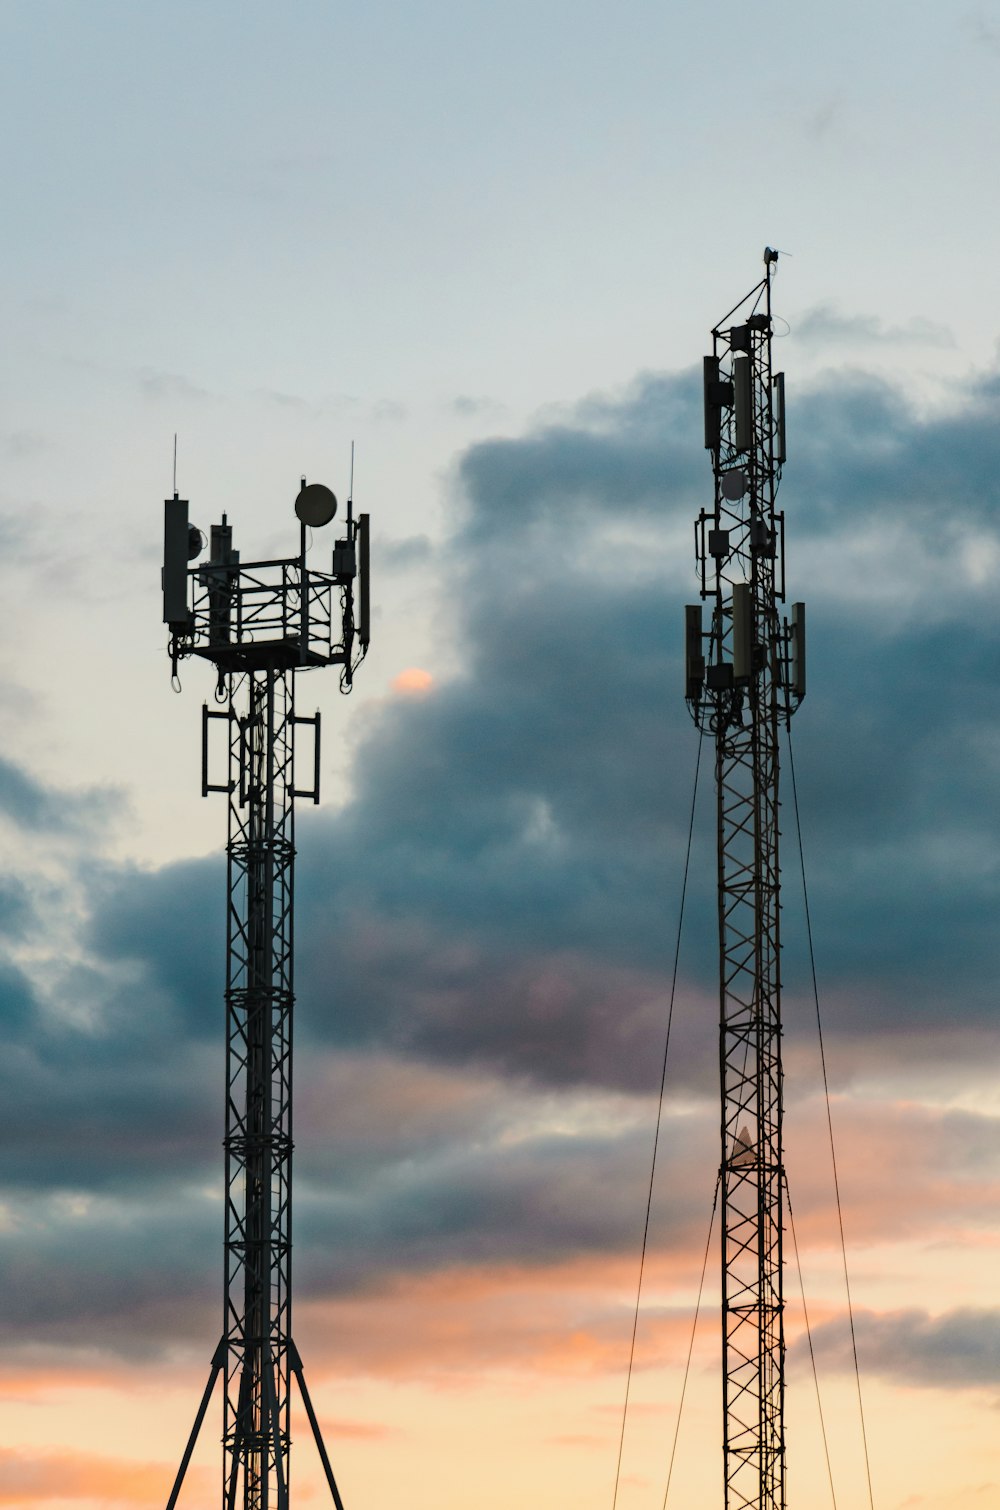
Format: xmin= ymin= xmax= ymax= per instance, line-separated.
xmin=686 ymin=254 xmax=805 ymax=1510
xmin=161 ymin=481 xmax=370 ymax=1510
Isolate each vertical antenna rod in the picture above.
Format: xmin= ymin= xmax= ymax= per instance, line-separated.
xmin=685 ymin=249 xmax=805 ymax=1510
xmin=161 ymin=476 xmax=372 ymax=1510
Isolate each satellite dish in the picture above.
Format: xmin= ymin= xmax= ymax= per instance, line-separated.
xmin=721 ymin=469 xmax=747 ymax=501
xmin=295 ymin=482 xmax=337 ymax=528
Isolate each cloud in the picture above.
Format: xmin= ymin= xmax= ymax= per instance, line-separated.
xmin=8 ymin=1017 xmax=999 ymax=1372
xmin=963 ymin=9 xmax=1000 ymax=54
xmin=453 ymin=369 xmax=703 ymax=546
xmin=39 ymin=355 xmax=1000 ymax=1093
xmin=3 ymin=430 xmax=50 ymax=459
xmin=379 ymin=533 xmax=432 ymax=570
xmin=291 ymin=1260 xmax=711 ymax=1381
xmin=4 ymin=352 xmax=1000 ymax=1380
xmin=783 ymin=1096 xmax=1000 ymax=1248
xmin=793 ymin=302 xmax=955 ymax=349
xmin=252 ymin=386 xmax=316 ymax=413
xmin=391 ymin=666 xmax=434 ymax=695
xmin=0 ymin=1447 xmax=208 ymax=1504
xmin=803 ymin=97 xmax=843 ymax=142
xmin=85 ymin=855 xmax=222 ymax=1041
xmin=294 ymin=1080 xmax=706 ymax=1290
xmin=135 ymin=369 xmax=214 ymax=404
xmin=371 ymin=398 xmax=406 ymax=424
xmin=803 ymin=1307 xmax=1000 ymax=1390
xmin=0 ymin=755 xmax=114 ymax=835
xmin=0 ymin=1029 xmax=716 ymax=1363
xmin=450 ymin=395 xmax=508 ymax=419
xmin=312 ymin=1416 xmax=395 ymax=1441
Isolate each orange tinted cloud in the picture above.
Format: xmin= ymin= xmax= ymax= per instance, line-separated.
xmin=292 ymin=1256 xmax=713 ymax=1383
xmin=0 ymin=1448 xmax=209 ymax=1504
xmin=299 ymin=1414 xmax=394 ymax=1442
xmin=392 ymin=667 xmax=433 ymax=696
xmin=784 ymin=1096 xmax=1000 ymax=1248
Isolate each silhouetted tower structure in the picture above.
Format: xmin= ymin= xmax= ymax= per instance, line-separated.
xmin=161 ymin=477 xmax=370 ymax=1510
xmin=685 ymin=252 xmax=805 ymax=1510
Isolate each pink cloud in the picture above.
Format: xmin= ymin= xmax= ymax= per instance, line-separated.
xmin=391 ymin=667 xmax=434 ymax=696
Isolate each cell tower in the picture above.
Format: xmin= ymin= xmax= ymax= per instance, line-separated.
xmin=161 ymin=476 xmax=370 ymax=1510
xmin=685 ymin=251 xmax=805 ymax=1510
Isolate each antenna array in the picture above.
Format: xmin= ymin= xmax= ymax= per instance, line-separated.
xmin=161 ymin=479 xmax=370 ymax=1510
xmin=685 ymin=253 xmax=805 ymax=1510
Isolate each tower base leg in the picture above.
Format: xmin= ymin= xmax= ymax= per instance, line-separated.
xmin=166 ymin=1338 xmax=346 ymax=1510
xmin=289 ymin=1340 xmax=347 ymax=1510
xmin=166 ymin=1338 xmax=226 ymax=1510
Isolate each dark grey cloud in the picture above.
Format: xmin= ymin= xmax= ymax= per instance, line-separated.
xmin=0 ymin=855 xmax=222 ymax=1195
xmin=0 ymin=956 xmax=40 ymax=1034
xmin=0 ymin=754 xmax=114 ymax=834
xmin=3 ymin=352 xmax=1000 ymax=1366
xmin=0 ymin=1182 xmax=218 ymax=1358
xmin=0 ymin=1032 xmax=718 ymax=1359
xmin=0 ymin=977 xmax=221 ymax=1193
xmin=86 ymin=855 xmax=223 ymax=1041
xmin=68 ymin=358 xmax=1000 ymax=1089
xmin=454 ymin=369 xmax=703 ymax=545
xmin=799 ymin=1308 xmax=1000 ymax=1390
xmin=0 ymin=881 xmax=33 ymax=942
xmin=295 ymin=1092 xmax=712 ymax=1296
xmin=780 ymin=615 xmax=1000 ymax=1022
xmin=789 ymin=363 xmax=1000 ymax=535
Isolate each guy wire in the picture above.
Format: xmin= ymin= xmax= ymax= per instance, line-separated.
xmin=786 ymin=726 xmax=876 ymax=1510
xmin=785 ymin=1172 xmax=838 ymax=1510
xmin=610 ymin=732 xmax=704 ymax=1510
xmin=660 ymin=1173 xmax=719 ymax=1510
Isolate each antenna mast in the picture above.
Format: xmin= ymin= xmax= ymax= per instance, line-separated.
xmin=685 ymin=250 xmax=805 ymax=1510
xmin=161 ymin=478 xmax=372 ymax=1510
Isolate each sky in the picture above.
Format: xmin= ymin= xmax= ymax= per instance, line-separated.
xmin=0 ymin=3 xmax=999 ymax=1510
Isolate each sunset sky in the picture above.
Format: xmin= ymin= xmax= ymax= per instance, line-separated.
xmin=1 ymin=3 xmax=1000 ymax=1510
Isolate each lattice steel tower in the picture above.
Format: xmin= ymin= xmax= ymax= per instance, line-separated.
xmin=685 ymin=252 xmax=805 ymax=1510
xmin=161 ymin=477 xmax=370 ymax=1510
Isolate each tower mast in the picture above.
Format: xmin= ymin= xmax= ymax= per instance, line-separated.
xmin=685 ymin=252 xmax=805 ymax=1510
xmin=161 ymin=478 xmax=371 ymax=1510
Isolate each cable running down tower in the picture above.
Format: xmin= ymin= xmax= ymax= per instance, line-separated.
xmin=161 ymin=477 xmax=370 ymax=1510
xmin=685 ymin=252 xmax=805 ymax=1510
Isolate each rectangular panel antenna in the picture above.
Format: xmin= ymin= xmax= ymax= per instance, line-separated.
xmin=685 ymin=604 xmax=704 ymax=698
xmin=790 ymin=602 xmax=805 ymax=699
xmin=733 ymin=356 xmax=752 ymax=453
xmin=163 ymin=497 xmax=192 ymax=627
xmin=358 ymin=513 xmax=371 ymax=648
xmin=732 ymin=582 xmax=753 ymax=679
xmin=773 ymin=373 xmax=786 ymax=465
xmin=704 ymin=356 xmax=721 ymax=451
